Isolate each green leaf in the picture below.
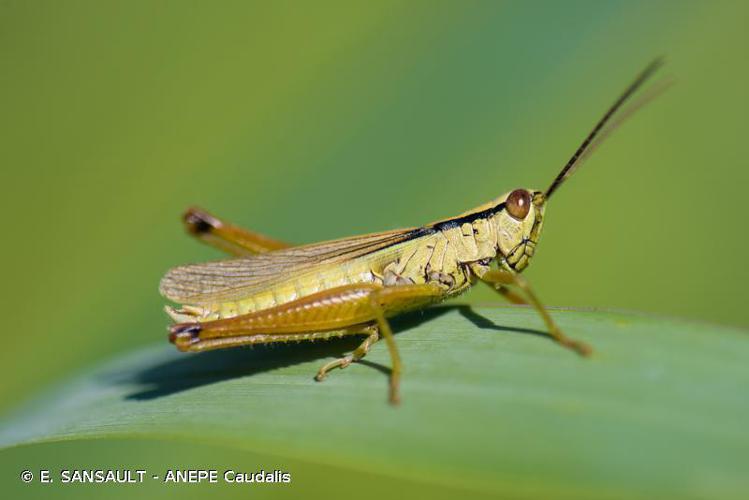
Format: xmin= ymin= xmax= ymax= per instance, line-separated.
xmin=1 ymin=306 xmax=747 ymax=499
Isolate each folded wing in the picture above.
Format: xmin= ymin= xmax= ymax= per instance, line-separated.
xmin=159 ymin=227 xmax=423 ymax=304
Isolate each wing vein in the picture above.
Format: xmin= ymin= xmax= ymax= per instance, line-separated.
xmin=159 ymin=227 xmax=424 ymax=304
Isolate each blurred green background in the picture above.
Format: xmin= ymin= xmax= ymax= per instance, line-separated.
xmin=1 ymin=0 xmax=747 ymax=497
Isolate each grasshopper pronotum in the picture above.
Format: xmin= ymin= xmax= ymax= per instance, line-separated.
xmin=161 ymin=60 xmax=663 ymax=404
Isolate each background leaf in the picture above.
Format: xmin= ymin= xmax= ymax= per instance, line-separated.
xmin=2 ymin=0 xmax=749 ymax=414
xmin=2 ymin=307 xmax=747 ymax=499
xmin=2 ymin=2 xmax=748 ymax=499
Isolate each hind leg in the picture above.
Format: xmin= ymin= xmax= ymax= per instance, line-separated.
xmin=182 ymin=206 xmax=290 ymax=256
xmin=170 ymin=282 xmax=446 ymax=404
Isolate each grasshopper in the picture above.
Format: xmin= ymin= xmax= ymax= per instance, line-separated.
xmin=161 ymin=60 xmax=663 ymax=404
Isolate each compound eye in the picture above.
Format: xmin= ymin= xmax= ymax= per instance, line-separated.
xmin=506 ymin=189 xmax=531 ymax=220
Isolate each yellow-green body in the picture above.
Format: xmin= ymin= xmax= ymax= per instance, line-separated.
xmin=162 ymin=190 xmax=545 ymax=324
xmin=159 ymin=59 xmax=662 ymax=404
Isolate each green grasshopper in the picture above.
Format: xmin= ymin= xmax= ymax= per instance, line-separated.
xmin=161 ymin=60 xmax=663 ymax=404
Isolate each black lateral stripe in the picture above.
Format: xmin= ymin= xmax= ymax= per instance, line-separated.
xmin=431 ymin=202 xmax=506 ymax=231
xmin=357 ymin=201 xmax=507 ymax=258
xmin=320 ymin=231 xmax=416 ymax=259
xmin=355 ymin=226 xmax=436 ymax=257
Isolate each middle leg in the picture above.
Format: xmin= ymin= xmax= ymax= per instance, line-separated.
xmin=315 ymin=326 xmax=379 ymax=381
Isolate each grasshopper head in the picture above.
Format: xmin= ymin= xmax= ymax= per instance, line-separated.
xmin=495 ymin=189 xmax=546 ymax=273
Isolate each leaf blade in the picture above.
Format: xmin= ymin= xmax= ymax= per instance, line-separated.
xmin=1 ymin=307 xmax=747 ymax=498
